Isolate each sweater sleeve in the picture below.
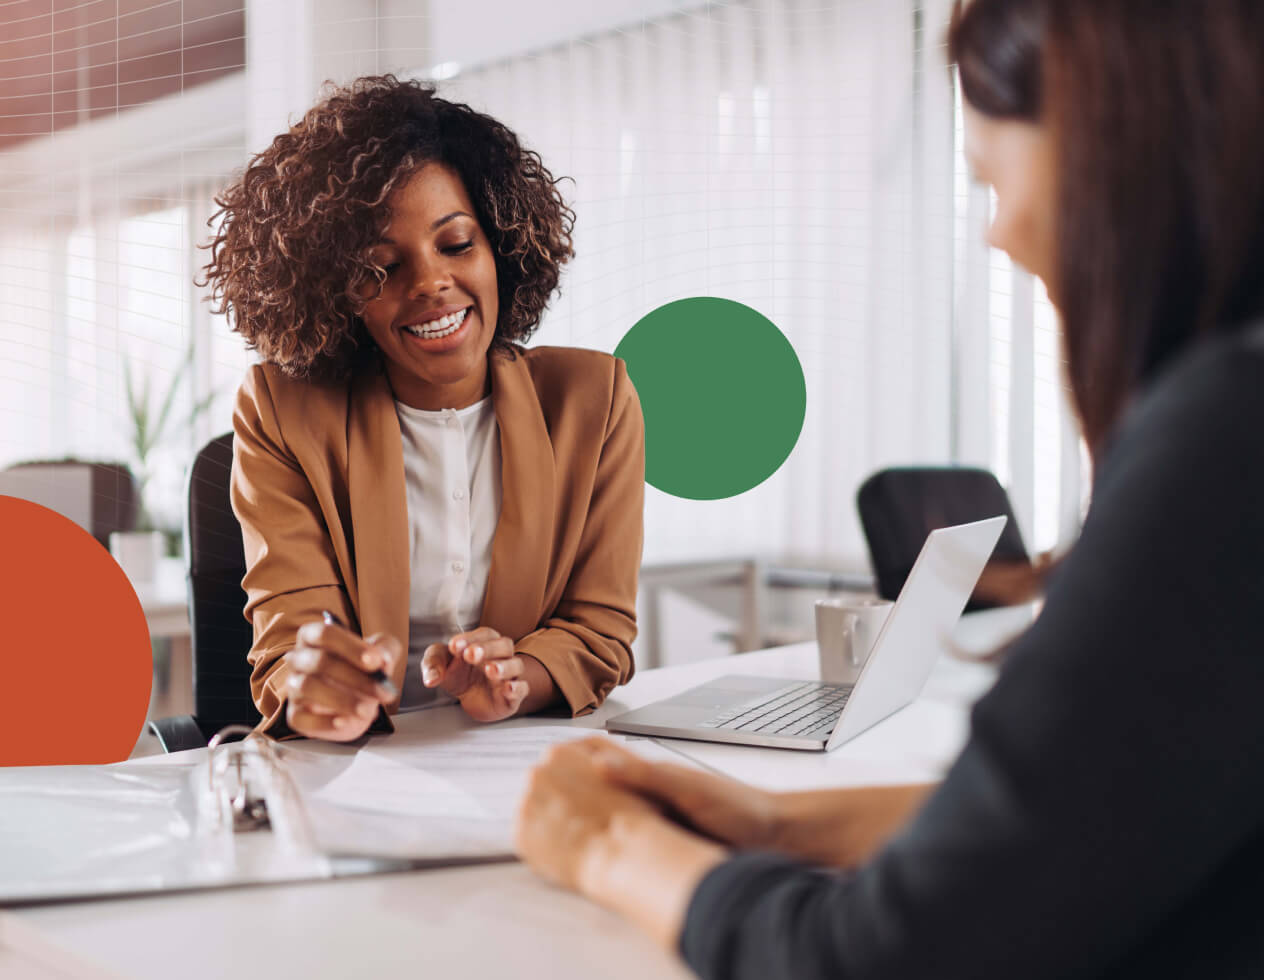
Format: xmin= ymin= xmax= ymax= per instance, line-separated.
xmin=514 ymin=359 xmax=645 ymax=716
xmin=231 ymin=365 xmax=391 ymax=737
xmin=681 ymin=336 xmax=1264 ymax=979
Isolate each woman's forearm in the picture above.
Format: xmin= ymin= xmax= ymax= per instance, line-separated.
xmin=581 ymin=811 xmax=729 ymax=950
xmin=766 ymin=783 xmax=936 ymax=868
xmin=574 ymin=785 xmax=933 ymax=950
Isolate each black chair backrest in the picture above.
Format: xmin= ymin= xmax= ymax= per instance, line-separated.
xmin=186 ymin=433 xmax=259 ymax=733
xmin=856 ymin=466 xmax=1030 ymax=609
xmin=3 ymin=460 xmax=138 ymax=547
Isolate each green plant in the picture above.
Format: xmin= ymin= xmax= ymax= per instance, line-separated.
xmin=121 ymin=344 xmax=218 ymax=532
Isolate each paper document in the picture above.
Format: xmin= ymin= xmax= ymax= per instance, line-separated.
xmin=280 ymin=726 xmax=689 ymax=861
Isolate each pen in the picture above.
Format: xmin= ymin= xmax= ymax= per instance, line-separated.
xmin=321 ymin=610 xmax=399 ymax=699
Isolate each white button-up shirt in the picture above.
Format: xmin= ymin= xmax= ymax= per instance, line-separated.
xmin=394 ymin=395 xmax=502 ymax=710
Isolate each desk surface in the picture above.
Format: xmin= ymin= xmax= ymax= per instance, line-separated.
xmin=14 ymin=607 xmax=1030 ymax=980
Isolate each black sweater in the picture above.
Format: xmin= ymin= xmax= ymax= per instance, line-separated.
xmin=681 ymin=324 xmax=1264 ymax=979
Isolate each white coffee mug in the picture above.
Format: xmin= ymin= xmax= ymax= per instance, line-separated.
xmin=814 ymin=596 xmax=894 ymax=685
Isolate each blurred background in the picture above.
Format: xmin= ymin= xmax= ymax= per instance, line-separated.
xmin=0 ymin=0 xmax=1085 ymax=710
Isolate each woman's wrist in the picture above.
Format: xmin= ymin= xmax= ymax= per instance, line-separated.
xmin=758 ymin=790 xmax=793 ymax=851
xmin=513 ymin=653 xmax=560 ymax=715
xmin=579 ymin=809 xmax=729 ymax=949
xmin=768 ymin=783 xmax=936 ymax=867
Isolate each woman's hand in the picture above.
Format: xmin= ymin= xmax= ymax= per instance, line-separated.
xmin=973 ymin=550 xmax=1057 ymax=606
xmin=285 ymin=620 xmax=401 ymax=741
xmin=422 ymin=627 xmax=556 ymax=722
xmin=592 ymin=739 xmax=934 ymax=869
xmin=589 ymin=739 xmax=782 ymax=850
xmin=515 ymin=738 xmax=662 ymax=890
xmin=515 ymin=737 xmax=727 ymax=948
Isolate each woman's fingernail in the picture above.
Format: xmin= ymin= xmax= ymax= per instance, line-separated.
xmin=453 ymin=638 xmax=468 ymax=652
xmin=486 ymin=663 xmax=499 ymax=678
xmin=423 ymin=669 xmax=436 ymax=686
xmin=293 ymin=650 xmax=316 ymax=670
xmin=361 ymin=651 xmax=380 ymax=669
xmin=471 ymin=645 xmax=484 ymax=662
xmin=333 ymin=716 xmax=349 ymax=730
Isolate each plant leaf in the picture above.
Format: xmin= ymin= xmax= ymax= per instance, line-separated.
xmin=123 ymin=357 xmax=144 ymax=450
xmin=182 ymin=387 xmax=222 ymax=428
xmin=150 ymin=346 xmax=193 ymax=447
xmin=135 ymin=371 xmax=155 ymax=463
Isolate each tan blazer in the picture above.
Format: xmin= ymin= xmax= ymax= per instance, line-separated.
xmin=230 ymin=346 xmax=644 ymax=735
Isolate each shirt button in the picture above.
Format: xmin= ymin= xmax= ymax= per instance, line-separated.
xmin=453 ymin=488 xmax=466 ymax=500
xmin=452 ymin=560 xmax=465 ymax=573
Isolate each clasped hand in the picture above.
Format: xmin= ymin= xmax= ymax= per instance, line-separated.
xmin=515 ymin=737 xmax=934 ymax=934
xmin=285 ymin=621 xmax=531 ymax=740
xmin=515 ymin=737 xmax=774 ymax=893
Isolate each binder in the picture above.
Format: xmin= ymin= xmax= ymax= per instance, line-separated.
xmin=2 ymin=721 xmax=688 ymax=908
xmin=0 ymin=724 xmax=513 ymax=908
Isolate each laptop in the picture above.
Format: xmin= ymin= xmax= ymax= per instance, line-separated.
xmin=607 ymin=516 xmax=1007 ymax=751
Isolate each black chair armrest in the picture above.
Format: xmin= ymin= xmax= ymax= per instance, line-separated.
xmin=147 ymin=715 xmax=210 ymax=753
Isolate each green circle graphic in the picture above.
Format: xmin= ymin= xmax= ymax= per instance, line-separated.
xmin=616 ymin=297 xmax=806 ymax=501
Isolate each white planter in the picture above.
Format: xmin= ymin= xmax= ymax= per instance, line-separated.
xmin=110 ymin=530 xmax=166 ymax=586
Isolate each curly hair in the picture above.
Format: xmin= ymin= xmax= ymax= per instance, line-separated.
xmin=200 ymin=75 xmax=575 ymax=380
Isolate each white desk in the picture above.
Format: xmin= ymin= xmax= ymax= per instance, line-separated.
xmin=14 ymin=607 xmax=1031 ymax=980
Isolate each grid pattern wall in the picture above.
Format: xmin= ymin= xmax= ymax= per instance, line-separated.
xmin=0 ymin=0 xmax=1084 ymax=561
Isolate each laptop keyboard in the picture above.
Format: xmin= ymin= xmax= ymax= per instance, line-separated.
xmin=697 ymin=681 xmax=852 ymax=739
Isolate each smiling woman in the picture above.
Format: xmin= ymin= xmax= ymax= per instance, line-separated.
xmin=199 ymin=76 xmax=644 ymax=742
xmin=355 ymin=163 xmax=502 ymax=410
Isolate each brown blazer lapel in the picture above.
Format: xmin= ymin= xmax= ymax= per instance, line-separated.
xmin=346 ymin=367 xmax=410 ymax=696
xmin=480 ymin=351 xmax=556 ymax=640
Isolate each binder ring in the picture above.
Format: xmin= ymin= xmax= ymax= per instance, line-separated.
xmin=206 ymin=725 xmax=275 ymax=832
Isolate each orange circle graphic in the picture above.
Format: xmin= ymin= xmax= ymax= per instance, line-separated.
xmin=0 ymin=496 xmax=152 ymax=765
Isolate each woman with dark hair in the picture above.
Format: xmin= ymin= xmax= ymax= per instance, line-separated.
xmin=514 ymin=0 xmax=1264 ymax=975
xmin=202 ymin=76 xmax=643 ymax=740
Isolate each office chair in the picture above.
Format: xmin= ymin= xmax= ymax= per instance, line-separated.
xmin=148 ymin=434 xmax=259 ymax=751
xmin=0 ymin=460 xmax=139 ymax=548
xmin=856 ymin=466 xmax=1032 ymax=612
